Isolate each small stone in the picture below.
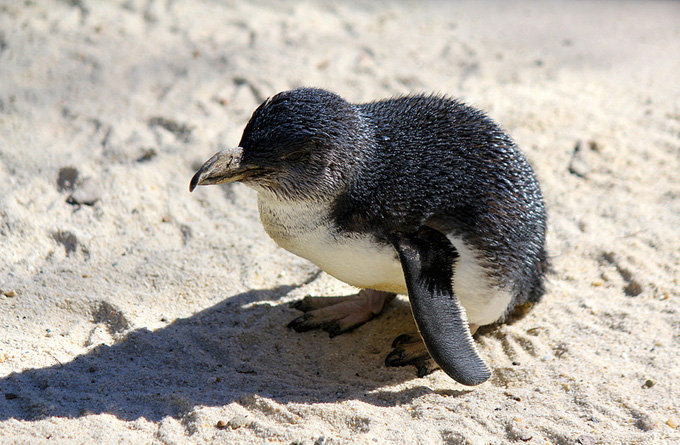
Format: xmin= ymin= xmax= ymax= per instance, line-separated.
xmin=136 ymin=148 xmax=157 ymax=162
xmin=600 ymin=251 xmax=616 ymax=264
xmin=57 ymin=167 xmax=79 ymax=192
xmin=643 ymin=379 xmax=655 ymax=388
xmin=88 ymin=366 xmax=97 ymax=373
xmin=553 ymin=343 xmax=568 ymax=358
xmin=569 ymin=157 xmax=589 ymax=177
xmin=624 ymin=280 xmax=643 ymax=297
xmin=2 ymin=289 xmax=16 ymax=297
xmin=569 ymin=141 xmax=590 ymax=178
xmin=68 ymin=177 xmax=101 ymax=206
xmin=227 ymin=414 xmax=249 ymax=429
xmin=92 ymin=300 xmax=130 ymax=335
xmin=4 ymin=393 xmax=18 ymax=400
xmin=526 ymin=327 xmax=546 ymax=336
xmin=634 ymin=413 xmax=655 ymax=431
xmin=504 ymin=391 xmax=521 ymax=401
xmin=216 ymin=419 xmax=228 ymax=429
xmin=576 ymin=435 xmax=595 ymax=445
xmin=666 ymin=417 xmax=678 ymax=429
xmin=588 ymin=140 xmax=602 ymax=152
xmin=52 ymin=230 xmax=78 ymax=255
xmin=506 ymin=420 xmax=532 ymax=442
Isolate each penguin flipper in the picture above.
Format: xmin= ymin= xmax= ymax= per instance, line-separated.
xmin=391 ymin=231 xmax=491 ymax=386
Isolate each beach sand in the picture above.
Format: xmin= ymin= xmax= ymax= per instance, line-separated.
xmin=1 ymin=1 xmax=679 ymax=443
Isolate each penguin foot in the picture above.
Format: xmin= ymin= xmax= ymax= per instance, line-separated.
xmin=385 ymin=324 xmax=481 ymax=377
xmin=385 ymin=333 xmax=439 ymax=377
xmin=287 ymin=289 xmax=396 ymax=338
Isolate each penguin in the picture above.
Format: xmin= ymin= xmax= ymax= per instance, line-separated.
xmin=190 ymin=88 xmax=548 ymax=386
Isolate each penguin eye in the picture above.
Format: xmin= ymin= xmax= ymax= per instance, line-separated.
xmin=281 ymin=150 xmax=307 ymax=162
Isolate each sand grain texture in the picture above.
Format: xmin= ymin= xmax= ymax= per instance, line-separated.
xmin=1 ymin=1 xmax=679 ymax=444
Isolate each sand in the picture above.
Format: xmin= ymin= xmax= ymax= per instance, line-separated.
xmin=1 ymin=0 xmax=679 ymax=443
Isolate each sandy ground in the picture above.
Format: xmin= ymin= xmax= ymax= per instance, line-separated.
xmin=1 ymin=0 xmax=679 ymax=443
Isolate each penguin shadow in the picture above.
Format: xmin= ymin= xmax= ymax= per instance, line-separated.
xmin=0 ymin=285 xmax=469 ymax=423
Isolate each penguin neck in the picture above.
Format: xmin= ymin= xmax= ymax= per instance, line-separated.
xmin=255 ymin=188 xmax=335 ymax=207
xmin=246 ymin=177 xmax=345 ymax=203
xmin=256 ymin=188 xmax=335 ymax=250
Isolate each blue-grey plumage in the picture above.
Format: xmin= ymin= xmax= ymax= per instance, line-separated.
xmin=190 ymin=88 xmax=548 ymax=385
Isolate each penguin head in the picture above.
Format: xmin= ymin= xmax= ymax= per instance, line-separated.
xmin=191 ymin=88 xmax=364 ymax=200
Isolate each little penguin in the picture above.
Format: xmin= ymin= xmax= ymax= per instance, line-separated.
xmin=190 ymin=87 xmax=548 ymax=386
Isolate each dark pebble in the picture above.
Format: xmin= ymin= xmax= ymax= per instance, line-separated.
xmin=57 ymin=167 xmax=79 ymax=192
xmin=136 ymin=148 xmax=157 ymax=162
xmin=52 ymin=230 xmax=78 ymax=255
xmin=624 ymin=280 xmax=643 ymax=297
xmin=5 ymin=393 xmax=18 ymax=400
xmin=569 ymin=141 xmax=590 ymax=178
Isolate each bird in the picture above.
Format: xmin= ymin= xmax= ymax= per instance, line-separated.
xmin=190 ymin=87 xmax=548 ymax=386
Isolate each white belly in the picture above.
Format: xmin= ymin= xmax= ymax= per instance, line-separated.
xmin=446 ymin=235 xmax=513 ymax=325
xmin=257 ymin=193 xmax=513 ymax=325
xmin=258 ymin=194 xmax=407 ymax=293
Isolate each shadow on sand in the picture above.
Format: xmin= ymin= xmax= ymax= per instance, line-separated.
xmin=0 ymin=284 xmax=471 ymax=422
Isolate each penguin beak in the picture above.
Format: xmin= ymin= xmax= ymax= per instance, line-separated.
xmin=189 ymin=147 xmax=248 ymax=192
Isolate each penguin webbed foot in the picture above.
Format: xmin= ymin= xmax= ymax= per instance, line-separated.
xmin=287 ymin=289 xmax=396 ymax=338
xmin=385 ymin=333 xmax=439 ymax=377
xmin=385 ymin=325 xmax=481 ymax=378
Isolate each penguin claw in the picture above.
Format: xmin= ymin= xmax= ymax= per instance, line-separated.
xmin=384 ymin=349 xmax=406 ymax=366
xmin=287 ymin=290 xmax=396 ymax=337
xmin=288 ymin=295 xmax=329 ymax=312
xmin=416 ymin=358 xmax=439 ymax=377
xmin=286 ymin=313 xmax=316 ymax=332
xmin=286 ymin=314 xmax=340 ymax=334
xmin=286 ymin=310 xmax=365 ymax=337
xmin=385 ymin=332 xmax=441 ymax=377
xmin=288 ymin=299 xmax=305 ymax=311
xmin=326 ymin=323 xmax=345 ymax=338
xmin=392 ymin=333 xmax=420 ymax=348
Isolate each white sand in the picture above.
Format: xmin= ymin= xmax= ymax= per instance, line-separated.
xmin=1 ymin=1 xmax=679 ymax=443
